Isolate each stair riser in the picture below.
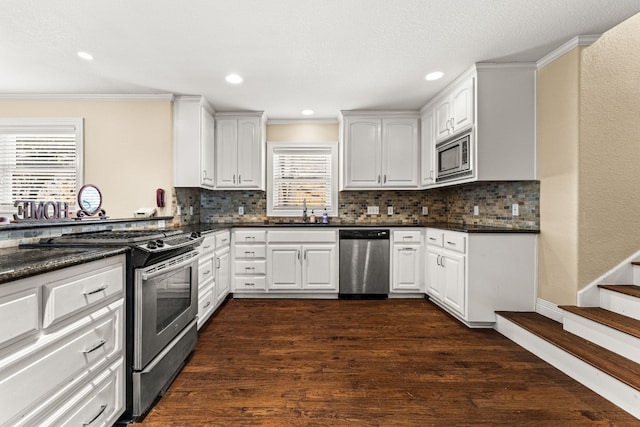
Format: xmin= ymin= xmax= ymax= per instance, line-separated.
xmin=495 ymin=315 xmax=640 ymax=420
xmin=599 ymin=290 xmax=640 ymax=321
xmin=562 ymin=312 xmax=640 ymax=364
xmin=633 ymin=264 xmax=640 ymax=286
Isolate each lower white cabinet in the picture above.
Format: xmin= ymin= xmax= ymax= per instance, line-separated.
xmin=390 ymin=229 xmax=424 ymax=294
xmin=232 ymin=229 xmax=267 ymax=293
xmin=265 ymin=230 xmax=338 ymax=295
xmin=197 ymin=229 xmax=231 ymax=329
xmin=425 ymin=228 xmax=536 ymax=327
xmin=0 ymin=255 xmax=126 ymax=427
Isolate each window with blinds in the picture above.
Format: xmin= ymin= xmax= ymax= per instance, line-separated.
xmin=267 ymin=142 xmax=337 ymax=217
xmin=0 ymin=119 xmax=83 ymax=215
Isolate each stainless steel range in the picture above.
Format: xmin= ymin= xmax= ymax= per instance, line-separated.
xmin=39 ymin=229 xmax=203 ymax=422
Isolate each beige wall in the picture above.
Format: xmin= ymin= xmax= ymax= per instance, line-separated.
xmin=537 ymin=48 xmax=582 ymax=305
xmin=0 ymin=99 xmax=174 ymax=219
xmin=266 ymin=122 xmax=338 ymax=142
xmin=578 ymin=13 xmax=640 ymax=288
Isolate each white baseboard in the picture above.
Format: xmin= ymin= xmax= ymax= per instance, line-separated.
xmin=536 ymin=298 xmax=563 ymax=322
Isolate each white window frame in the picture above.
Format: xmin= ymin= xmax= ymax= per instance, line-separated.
xmin=0 ymin=118 xmax=84 ymax=216
xmin=267 ymin=141 xmax=338 ymax=217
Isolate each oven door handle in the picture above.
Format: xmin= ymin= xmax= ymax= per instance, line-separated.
xmin=140 ymin=251 xmax=199 ymax=281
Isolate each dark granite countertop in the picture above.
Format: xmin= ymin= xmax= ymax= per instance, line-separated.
xmin=0 ymin=246 xmax=129 ymax=285
xmin=173 ymin=222 xmax=539 ymax=234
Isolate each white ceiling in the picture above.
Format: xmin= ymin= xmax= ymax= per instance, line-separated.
xmin=1 ymin=0 xmax=639 ymax=120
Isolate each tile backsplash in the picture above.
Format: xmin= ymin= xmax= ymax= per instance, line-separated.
xmin=176 ymin=181 xmax=539 ymax=229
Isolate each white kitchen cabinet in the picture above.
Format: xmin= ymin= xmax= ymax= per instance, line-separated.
xmin=434 ymin=76 xmax=474 ymax=143
xmin=215 ymin=112 xmax=265 ymax=190
xmin=266 ymin=230 xmax=338 ymax=294
xmin=174 ymin=95 xmax=216 ymax=189
xmin=390 ymin=229 xmax=424 ymax=294
xmin=425 ymin=228 xmax=536 ymax=327
xmin=214 ymin=244 xmax=230 ymax=303
xmin=233 ymin=229 xmax=267 ymax=293
xmin=420 ymin=107 xmax=435 ymax=187
xmin=197 ymin=229 xmax=230 ymax=329
xmin=0 ymin=255 xmax=126 ymax=427
xmin=341 ymin=112 xmax=419 ymax=190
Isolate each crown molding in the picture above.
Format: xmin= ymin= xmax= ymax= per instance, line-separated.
xmin=0 ymin=93 xmax=175 ymax=101
xmin=537 ymin=34 xmax=601 ymax=69
xmin=267 ymin=118 xmax=338 ymax=125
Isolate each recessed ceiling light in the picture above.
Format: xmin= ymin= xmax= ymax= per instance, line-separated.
xmin=301 ymin=109 xmax=315 ymax=116
xmin=425 ymin=71 xmax=444 ymax=81
xmin=77 ymin=51 xmax=93 ymax=61
xmin=225 ymin=73 xmax=243 ymax=84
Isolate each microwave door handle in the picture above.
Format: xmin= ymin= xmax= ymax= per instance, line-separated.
xmin=141 ymin=251 xmax=198 ymax=281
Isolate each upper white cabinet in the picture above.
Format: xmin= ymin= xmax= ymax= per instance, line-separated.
xmin=341 ymin=112 xmax=419 ymax=190
xmin=434 ymin=76 xmax=474 ymax=143
xmin=174 ymin=96 xmax=216 ymax=189
xmin=215 ymin=112 xmax=265 ymax=190
xmin=420 ymin=108 xmax=435 ymax=187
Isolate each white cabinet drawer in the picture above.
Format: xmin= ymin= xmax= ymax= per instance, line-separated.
xmin=443 ymin=233 xmax=466 ymax=253
xmin=198 ymin=255 xmax=215 ymax=285
xmin=0 ymin=288 xmax=39 ymax=350
xmin=234 ymin=245 xmax=266 ymax=259
xmin=393 ymin=230 xmax=422 ymax=243
xmin=42 ymin=263 xmax=124 ymax=329
xmin=38 ymin=358 xmax=124 ymax=427
xmin=215 ymin=230 xmax=231 ymax=247
xmin=199 ymin=235 xmax=216 ymax=254
xmin=426 ymin=229 xmax=444 ymax=247
xmin=197 ymin=284 xmax=214 ymax=329
xmin=267 ymin=230 xmax=336 ymax=243
xmin=234 ymin=229 xmax=266 ymax=243
xmin=0 ymin=300 xmax=123 ymax=427
xmin=235 ymin=260 xmax=266 ymax=275
xmin=234 ymin=276 xmax=266 ymax=291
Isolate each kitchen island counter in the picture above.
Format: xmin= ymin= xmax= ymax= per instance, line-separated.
xmin=0 ymin=246 xmax=128 ymax=285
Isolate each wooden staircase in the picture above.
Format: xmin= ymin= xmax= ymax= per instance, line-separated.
xmin=494 ymin=270 xmax=640 ymax=420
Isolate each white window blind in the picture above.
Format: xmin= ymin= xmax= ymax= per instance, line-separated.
xmin=267 ymin=142 xmax=338 ymax=217
xmin=0 ymin=119 xmax=83 ymax=213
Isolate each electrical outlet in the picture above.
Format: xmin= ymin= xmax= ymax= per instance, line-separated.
xmin=422 ymin=206 xmax=429 ymax=215
xmin=367 ymin=206 xmax=379 ymax=215
xmin=189 ymin=206 xmax=194 ymax=216
xmin=238 ymin=206 xmax=244 ymax=215
xmin=387 ymin=206 xmax=393 ymax=215
xmin=177 ymin=205 xmax=182 ymax=215
xmin=473 ymin=205 xmax=479 ymax=216
xmin=512 ymin=203 xmax=519 ymax=216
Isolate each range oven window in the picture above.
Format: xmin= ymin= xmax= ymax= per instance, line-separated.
xmin=151 ymin=265 xmax=193 ymax=333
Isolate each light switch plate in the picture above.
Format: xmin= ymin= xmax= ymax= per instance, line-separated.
xmin=387 ymin=206 xmax=393 ymax=215
xmin=189 ymin=206 xmax=194 ymax=215
xmin=473 ymin=206 xmax=479 ymax=216
xmin=238 ymin=206 xmax=244 ymax=215
xmin=367 ymin=206 xmax=379 ymax=215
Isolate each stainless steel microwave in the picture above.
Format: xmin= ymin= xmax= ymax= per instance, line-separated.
xmin=436 ymin=133 xmax=473 ymax=182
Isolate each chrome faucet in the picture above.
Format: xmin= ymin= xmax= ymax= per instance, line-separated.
xmin=302 ymin=198 xmax=308 ymax=223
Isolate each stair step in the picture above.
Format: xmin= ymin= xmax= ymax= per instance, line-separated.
xmin=559 ymin=306 xmax=640 ymax=339
xmin=599 ymin=284 xmax=640 ymax=299
xmin=496 ymin=311 xmax=640 ymax=392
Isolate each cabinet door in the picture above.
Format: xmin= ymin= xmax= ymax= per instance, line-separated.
xmin=420 ymin=109 xmax=435 ymax=187
xmin=302 ymin=244 xmax=337 ymax=290
xmin=435 ymin=96 xmax=453 ymax=142
xmin=344 ymin=118 xmax=382 ymax=188
xmin=267 ymin=245 xmax=302 ymax=290
xmin=215 ymin=247 xmax=231 ymax=303
xmin=392 ymin=245 xmax=422 ymax=292
xmin=425 ymin=247 xmax=443 ymax=300
xmin=451 ymin=77 xmax=474 ymax=134
xmin=200 ymin=108 xmax=215 ymax=188
xmin=236 ymin=118 xmax=262 ymax=189
xmin=442 ymin=252 xmax=465 ymax=316
xmin=215 ymin=119 xmax=238 ymax=188
xmin=382 ymin=118 xmax=418 ymax=187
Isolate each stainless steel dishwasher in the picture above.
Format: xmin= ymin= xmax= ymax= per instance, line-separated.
xmin=339 ymin=229 xmax=389 ymax=298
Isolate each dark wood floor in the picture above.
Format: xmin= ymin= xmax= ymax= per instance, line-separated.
xmin=137 ymin=299 xmax=638 ymax=426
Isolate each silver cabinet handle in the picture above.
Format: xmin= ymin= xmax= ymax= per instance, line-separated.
xmin=384 ymin=174 xmax=387 ymax=183
xmin=216 ymin=258 xmax=221 ymax=269
xmin=203 ymin=245 xmax=212 ymax=249
xmin=233 ymin=174 xmax=236 ymax=184
xmin=446 ymin=241 xmax=456 ymax=246
xmin=441 ymin=256 xmax=446 ymax=267
xmin=402 ymin=247 xmax=415 ymax=251
xmin=436 ymin=255 xmax=441 ymax=266
xmin=83 ymin=404 xmax=108 ymax=426
xmin=297 ymin=250 xmax=301 ymax=261
xmin=429 ymin=237 xmax=437 ymax=241
xmin=245 ymin=282 xmax=255 ymax=286
xmin=83 ymin=339 xmax=106 ymax=354
xmin=238 ymin=175 xmax=242 ymax=184
xmin=377 ymin=175 xmax=381 ymax=184
xmin=203 ymin=269 xmax=211 ymax=275
xmin=402 ymin=236 xmax=413 ymax=240
xmin=244 ymin=251 xmax=255 ymax=256
xmin=203 ymin=301 xmax=211 ymax=309
xmin=245 ymin=236 xmax=256 ymax=241
xmin=245 ymin=266 xmax=255 ymax=271
xmin=221 ymin=238 xmax=228 ymax=243
xmin=83 ymin=285 xmax=107 ymax=296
